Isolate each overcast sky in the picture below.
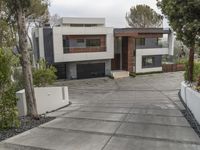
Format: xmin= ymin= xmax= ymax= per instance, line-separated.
xmin=49 ymin=0 xmax=169 ymax=28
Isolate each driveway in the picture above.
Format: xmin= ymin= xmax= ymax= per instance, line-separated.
xmin=1 ymin=72 xmax=200 ymax=150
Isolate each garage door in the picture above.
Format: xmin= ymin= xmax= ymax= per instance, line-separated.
xmin=77 ymin=63 xmax=105 ymax=79
xmin=54 ymin=63 xmax=66 ymax=79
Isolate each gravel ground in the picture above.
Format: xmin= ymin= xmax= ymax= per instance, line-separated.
xmin=0 ymin=116 xmax=55 ymax=142
xmin=179 ymin=91 xmax=200 ymax=138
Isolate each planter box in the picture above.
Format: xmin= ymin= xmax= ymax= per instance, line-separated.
xmin=16 ymin=86 xmax=69 ymax=116
xmin=162 ymin=64 xmax=185 ymax=72
xmin=181 ymin=82 xmax=200 ymax=124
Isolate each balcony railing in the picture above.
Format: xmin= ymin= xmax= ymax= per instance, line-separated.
xmin=136 ymin=43 xmax=169 ymax=49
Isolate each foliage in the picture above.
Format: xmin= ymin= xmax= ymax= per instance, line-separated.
xmin=157 ymin=0 xmax=200 ymax=48
xmin=184 ymin=61 xmax=200 ymax=82
xmin=196 ymin=76 xmax=200 ymax=92
xmin=0 ymin=86 xmax=19 ymax=129
xmin=33 ymin=59 xmax=57 ymax=87
xmin=49 ymin=14 xmax=60 ymax=27
xmin=176 ymin=58 xmax=187 ymax=65
xmin=26 ymin=0 xmax=49 ymax=27
xmin=157 ymin=0 xmax=200 ymax=82
xmin=1 ymin=0 xmax=50 ymax=118
xmin=0 ymin=19 xmax=16 ymax=48
xmin=126 ymin=4 xmax=163 ymax=28
xmin=0 ymin=48 xmax=19 ymax=129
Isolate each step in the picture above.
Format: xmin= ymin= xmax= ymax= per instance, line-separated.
xmin=111 ymin=70 xmax=129 ymax=79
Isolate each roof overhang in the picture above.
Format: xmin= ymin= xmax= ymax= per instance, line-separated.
xmin=114 ymin=28 xmax=171 ymax=37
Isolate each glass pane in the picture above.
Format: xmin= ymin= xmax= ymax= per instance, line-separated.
xmin=86 ymin=39 xmax=101 ymax=47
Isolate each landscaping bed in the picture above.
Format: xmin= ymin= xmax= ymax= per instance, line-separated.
xmin=0 ymin=116 xmax=55 ymax=142
xmin=162 ymin=63 xmax=185 ymax=72
xmin=179 ymin=91 xmax=200 ymax=138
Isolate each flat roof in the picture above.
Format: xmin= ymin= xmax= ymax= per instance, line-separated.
xmin=114 ymin=28 xmax=171 ymax=37
xmin=59 ymin=17 xmax=105 ymax=25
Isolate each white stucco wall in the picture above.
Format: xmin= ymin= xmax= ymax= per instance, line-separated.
xmin=168 ymin=30 xmax=175 ymax=56
xmin=181 ymin=82 xmax=200 ymax=124
xmin=136 ymin=48 xmax=169 ymax=73
xmin=59 ymin=17 xmax=105 ymax=26
xmin=16 ymin=87 xmax=69 ymax=116
xmin=52 ymin=27 xmax=114 ymax=63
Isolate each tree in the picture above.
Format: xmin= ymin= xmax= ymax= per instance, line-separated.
xmin=126 ymin=4 xmax=163 ymax=28
xmin=1 ymin=0 xmax=49 ymax=118
xmin=49 ymin=14 xmax=60 ymax=27
xmin=157 ymin=0 xmax=200 ymax=82
xmin=26 ymin=0 xmax=50 ymax=28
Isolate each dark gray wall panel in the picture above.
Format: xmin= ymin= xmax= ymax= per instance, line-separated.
xmin=43 ymin=28 xmax=54 ymax=64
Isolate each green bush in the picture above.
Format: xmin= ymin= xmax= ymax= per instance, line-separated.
xmin=176 ymin=58 xmax=187 ymax=64
xmin=0 ymin=86 xmax=20 ymax=129
xmin=0 ymin=48 xmax=19 ymax=129
xmin=184 ymin=61 xmax=200 ymax=82
xmin=33 ymin=59 xmax=57 ymax=87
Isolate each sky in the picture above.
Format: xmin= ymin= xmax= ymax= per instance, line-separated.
xmin=49 ymin=0 xmax=169 ymax=28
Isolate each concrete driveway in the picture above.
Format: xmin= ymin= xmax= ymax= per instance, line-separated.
xmin=1 ymin=72 xmax=200 ymax=150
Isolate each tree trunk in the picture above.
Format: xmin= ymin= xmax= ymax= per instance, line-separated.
xmin=16 ymin=1 xmax=39 ymax=118
xmin=188 ymin=47 xmax=195 ymax=82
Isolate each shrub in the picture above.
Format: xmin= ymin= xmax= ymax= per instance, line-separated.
xmin=196 ymin=76 xmax=200 ymax=92
xmin=176 ymin=58 xmax=187 ymax=64
xmin=33 ymin=59 xmax=57 ymax=87
xmin=0 ymin=86 xmax=20 ymax=129
xmin=184 ymin=61 xmax=200 ymax=82
xmin=0 ymin=48 xmax=19 ymax=129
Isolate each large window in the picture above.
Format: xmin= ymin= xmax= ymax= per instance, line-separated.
xmin=136 ymin=38 xmax=145 ymax=46
xmin=142 ymin=55 xmax=162 ymax=68
xmin=62 ymin=35 xmax=105 ymax=53
xmin=63 ymin=36 xmax=69 ymax=53
xmin=86 ymin=39 xmax=101 ymax=47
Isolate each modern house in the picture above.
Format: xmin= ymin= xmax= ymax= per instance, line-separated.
xmin=32 ymin=17 xmax=174 ymax=79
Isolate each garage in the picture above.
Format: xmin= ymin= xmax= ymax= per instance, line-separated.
xmin=54 ymin=63 xmax=66 ymax=79
xmin=77 ymin=63 xmax=105 ymax=79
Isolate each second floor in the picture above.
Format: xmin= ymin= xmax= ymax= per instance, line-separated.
xmin=32 ymin=18 xmax=174 ymax=64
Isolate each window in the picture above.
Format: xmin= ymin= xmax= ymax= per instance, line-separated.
xmin=70 ymin=24 xmax=84 ymax=27
xmin=63 ymin=36 xmax=69 ymax=53
xmin=77 ymin=39 xmax=84 ymax=43
xmin=86 ymin=39 xmax=101 ymax=47
xmin=62 ymin=35 xmax=104 ymax=53
xmin=142 ymin=56 xmax=155 ymax=68
xmin=85 ymin=24 xmax=97 ymax=27
xmin=142 ymin=55 xmax=162 ymax=68
xmin=136 ymin=38 xmax=145 ymax=46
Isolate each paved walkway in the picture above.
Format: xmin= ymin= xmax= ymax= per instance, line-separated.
xmin=1 ymin=72 xmax=200 ymax=150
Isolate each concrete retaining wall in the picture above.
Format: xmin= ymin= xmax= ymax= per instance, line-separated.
xmin=181 ymin=81 xmax=200 ymax=124
xmin=16 ymin=87 xmax=69 ymax=116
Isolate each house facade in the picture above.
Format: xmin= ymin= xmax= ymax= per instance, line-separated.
xmin=32 ymin=17 xmax=174 ymax=79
